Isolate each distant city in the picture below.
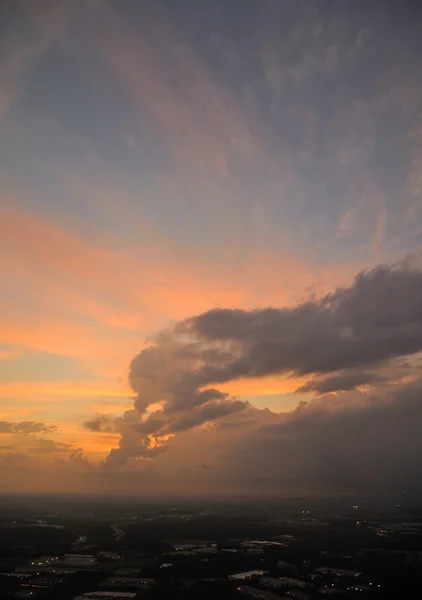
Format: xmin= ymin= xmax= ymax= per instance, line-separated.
xmin=0 ymin=495 xmax=421 ymax=599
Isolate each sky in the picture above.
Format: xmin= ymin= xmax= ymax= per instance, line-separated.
xmin=1 ymin=0 xmax=422 ymax=497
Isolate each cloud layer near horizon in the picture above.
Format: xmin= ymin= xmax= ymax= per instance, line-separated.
xmin=79 ymin=260 xmax=422 ymax=496
xmin=0 ymin=420 xmax=58 ymax=436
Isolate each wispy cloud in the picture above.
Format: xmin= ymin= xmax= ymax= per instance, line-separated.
xmin=0 ymin=0 xmax=70 ymax=121
xmin=0 ymin=420 xmax=58 ymax=435
xmin=92 ymin=2 xmax=257 ymax=186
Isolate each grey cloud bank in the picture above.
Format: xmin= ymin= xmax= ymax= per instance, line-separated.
xmin=0 ymin=420 xmax=58 ymax=435
xmin=83 ymin=260 xmax=422 ymax=497
xmin=180 ymin=261 xmax=422 ymax=380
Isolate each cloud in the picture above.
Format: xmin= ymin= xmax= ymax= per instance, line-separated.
xmin=0 ymin=447 xmax=92 ymax=492
xmin=0 ymin=451 xmax=33 ymax=469
xmin=295 ymin=371 xmax=387 ymax=394
xmin=84 ymin=413 xmax=119 ymax=434
xmin=226 ymin=376 xmax=422 ymax=497
xmin=28 ymin=438 xmax=92 ymax=468
xmin=84 ymin=362 xmax=250 ymax=466
xmin=179 ymin=260 xmax=422 ymax=380
xmin=0 ymin=420 xmax=58 ymax=435
xmin=5 ymin=373 xmax=422 ymax=497
xmin=93 ymin=1 xmax=257 ymax=186
xmin=28 ymin=438 xmax=76 ymax=454
xmin=86 ymin=259 xmax=422 ymax=472
xmin=0 ymin=0 xmax=70 ymax=121
xmin=85 ymin=391 xmax=249 ymax=468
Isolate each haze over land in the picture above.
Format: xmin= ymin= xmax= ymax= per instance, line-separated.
xmin=1 ymin=0 xmax=422 ymax=497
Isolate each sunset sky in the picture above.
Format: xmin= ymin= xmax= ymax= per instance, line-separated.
xmin=1 ymin=0 xmax=422 ymax=496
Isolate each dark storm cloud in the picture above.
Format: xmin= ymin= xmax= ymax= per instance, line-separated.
xmin=162 ymin=398 xmax=247 ymax=434
xmin=86 ymin=260 xmax=422 ymax=471
xmin=180 ymin=261 xmax=422 ymax=380
xmin=85 ymin=349 xmax=250 ymax=465
xmin=85 ymin=394 xmax=249 ymax=467
xmin=84 ymin=413 xmax=118 ymax=433
xmin=0 ymin=420 xmax=58 ymax=435
xmin=296 ymin=371 xmax=387 ymax=394
xmin=227 ymin=376 xmax=422 ymax=497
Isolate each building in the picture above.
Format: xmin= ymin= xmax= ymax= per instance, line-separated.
xmin=237 ymin=585 xmax=288 ymax=600
xmin=260 ymin=577 xmax=286 ymax=590
xmin=74 ymin=593 xmax=136 ymax=600
xmin=42 ymin=567 xmax=77 ymax=575
xmin=279 ymin=577 xmax=311 ymax=589
xmin=286 ymin=591 xmax=311 ymax=600
xmin=347 ymin=585 xmax=371 ymax=592
xmin=21 ymin=574 xmax=64 ymax=589
xmin=229 ymin=571 xmax=266 ymax=581
xmin=277 ymin=561 xmax=298 ymax=573
xmin=101 ymin=577 xmax=154 ymax=589
xmin=172 ymin=543 xmax=196 ymax=551
xmin=316 ymin=568 xmax=360 ymax=577
xmin=15 ymin=565 xmax=76 ymax=575
xmin=61 ymin=554 xmax=97 ymax=567
xmin=29 ymin=523 xmax=64 ymax=529
xmin=99 ymin=551 xmax=120 ymax=560
xmin=0 ymin=573 xmax=31 ymax=581
xmin=113 ymin=569 xmax=141 ymax=577
xmin=29 ymin=557 xmax=58 ymax=567
xmin=241 ymin=540 xmax=286 ymax=548
xmin=171 ymin=541 xmax=215 ymax=550
xmin=12 ymin=591 xmax=37 ymax=599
